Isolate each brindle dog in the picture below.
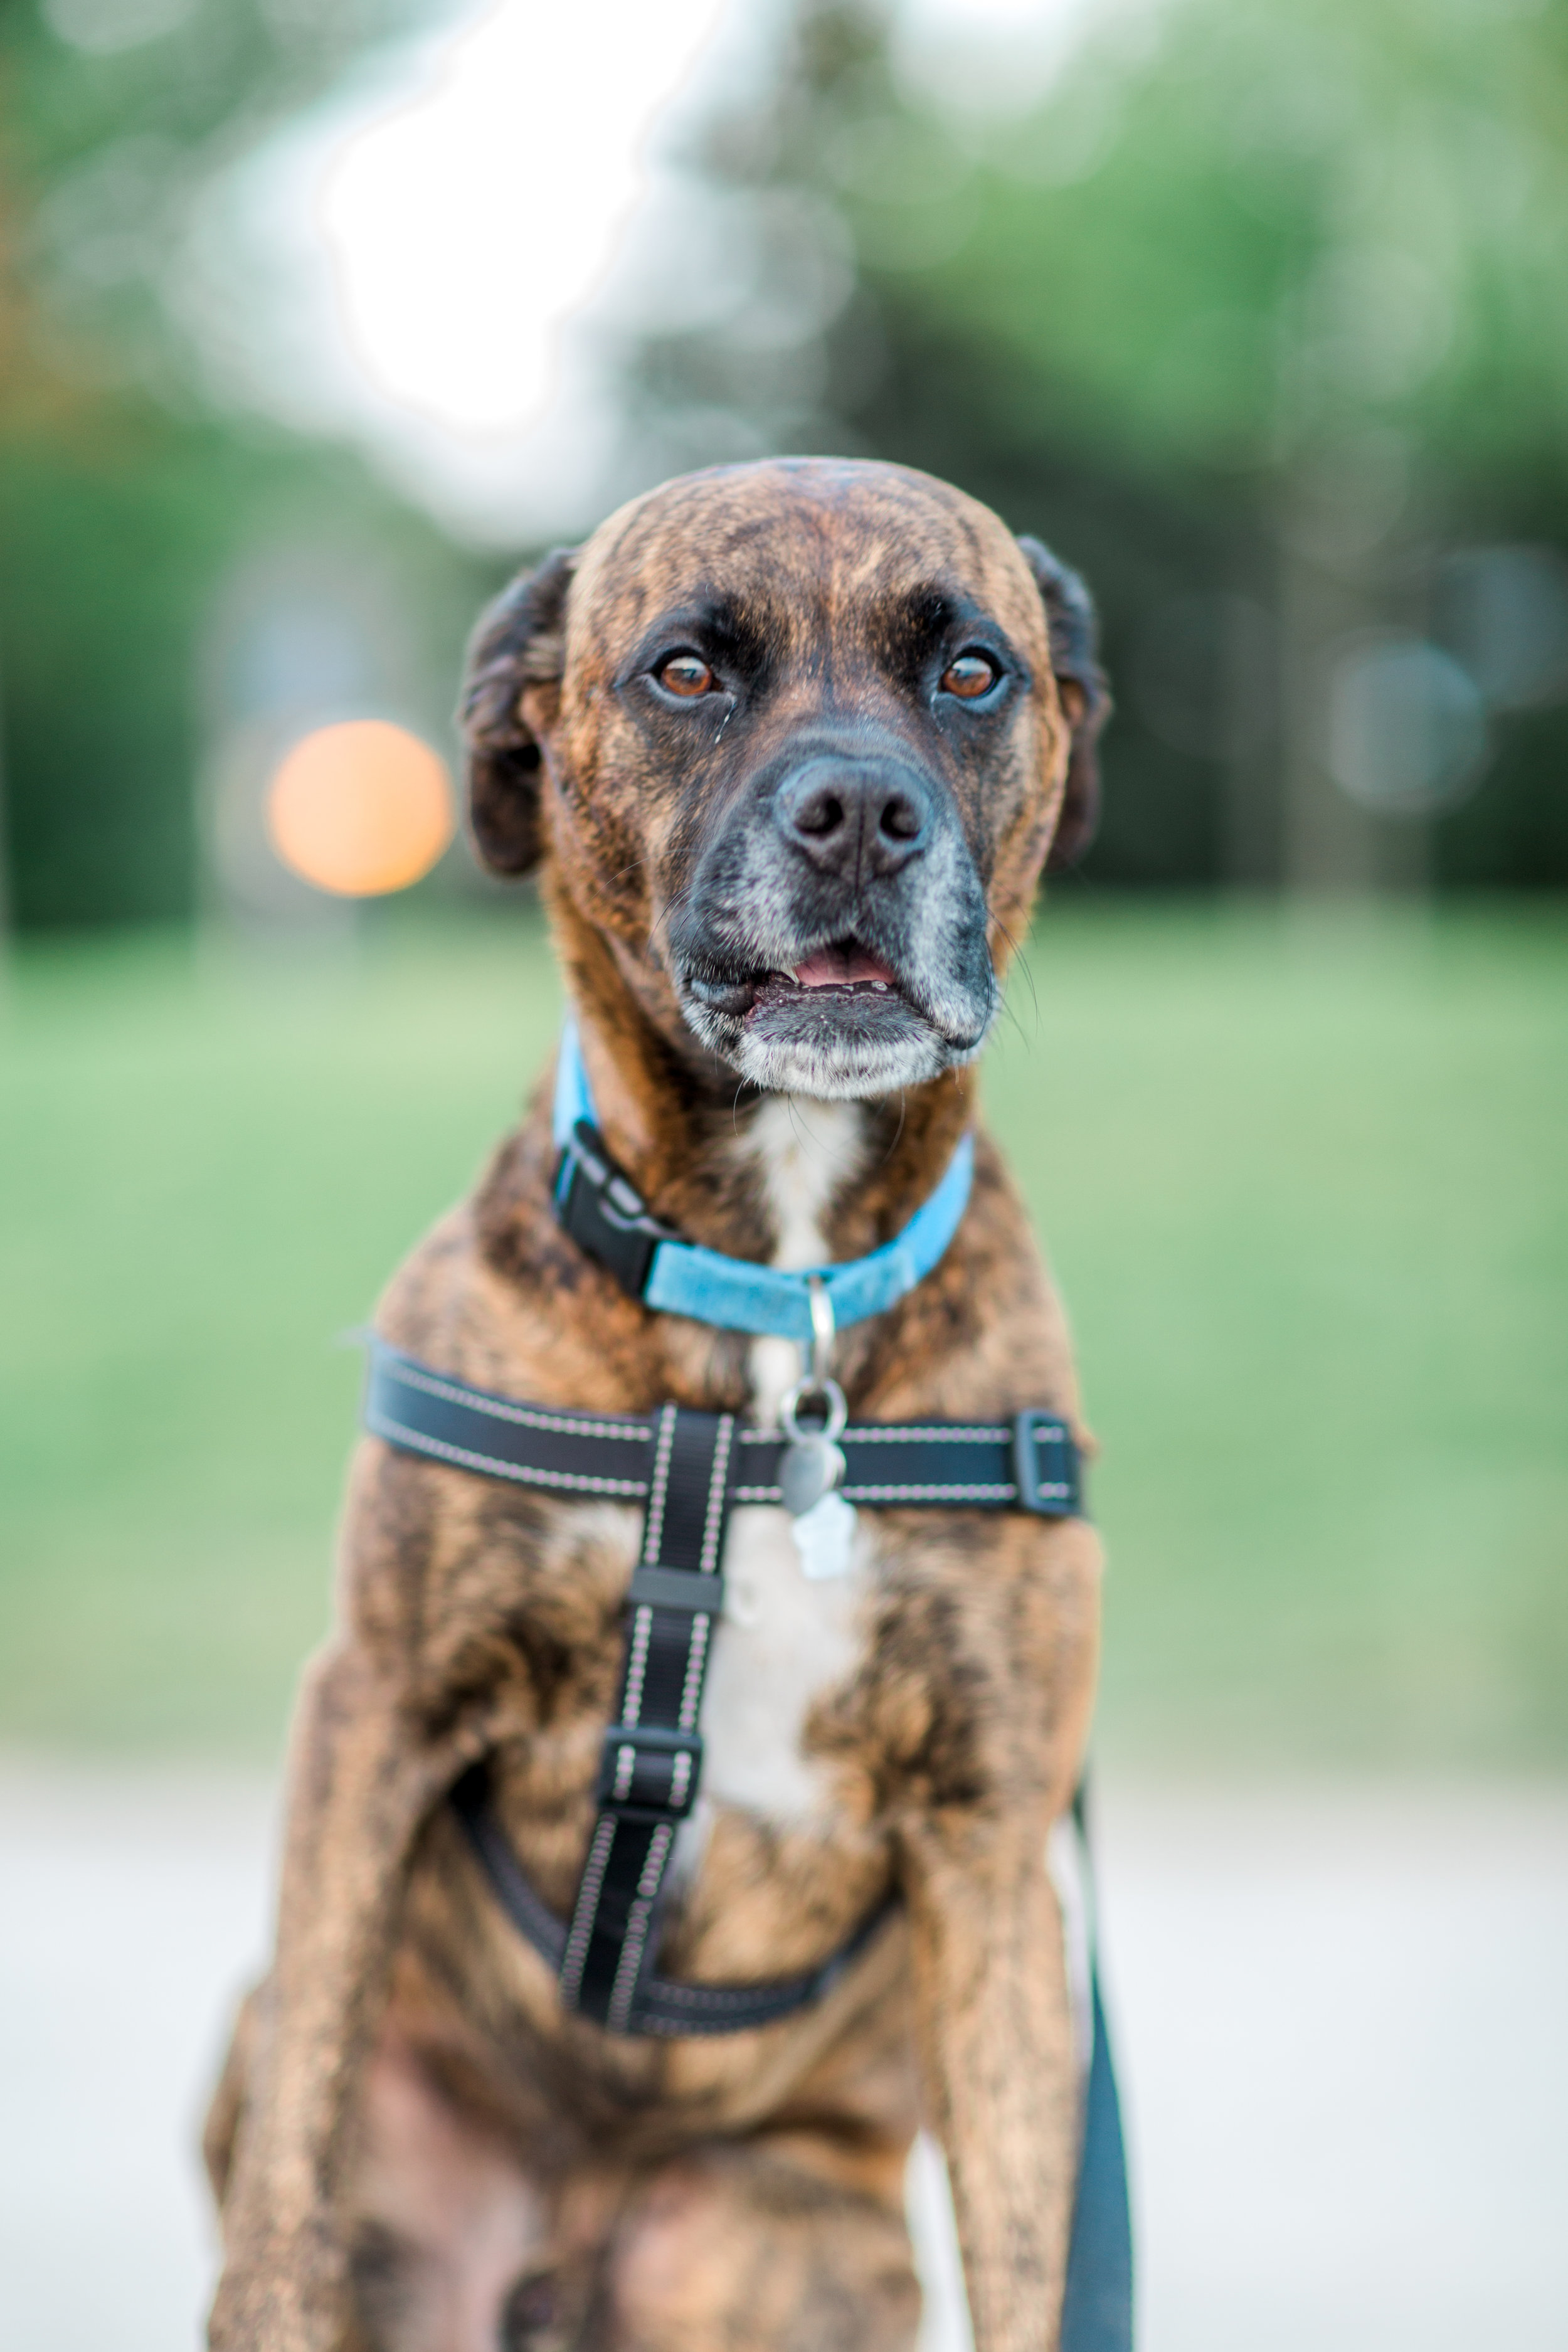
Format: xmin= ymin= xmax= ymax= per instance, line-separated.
xmin=204 ymin=457 xmax=1110 ymax=2352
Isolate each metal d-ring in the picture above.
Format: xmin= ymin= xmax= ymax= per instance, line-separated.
xmin=778 ymin=1275 xmax=847 ymax=1441
xmin=779 ymin=1373 xmax=848 ymax=1444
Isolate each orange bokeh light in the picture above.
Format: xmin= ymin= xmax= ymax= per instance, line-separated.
xmin=266 ymin=721 xmax=455 ymax=898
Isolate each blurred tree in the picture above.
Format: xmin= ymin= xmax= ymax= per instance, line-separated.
xmin=617 ymin=0 xmax=1568 ymax=890
xmin=0 ymin=0 xmax=485 ymax=933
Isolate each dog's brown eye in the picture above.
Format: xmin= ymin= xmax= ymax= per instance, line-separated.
xmin=657 ymin=652 xmax=715 ymax=697
xmin=941 ymin=652 xmax=1000 ymax=699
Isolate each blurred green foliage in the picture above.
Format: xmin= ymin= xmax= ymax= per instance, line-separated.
xmin=0 ymin=0 xmax=489 ymax=931
xmin=0 ymin=418 xmax=489 ymax=929
xmin=2 ymin=905 xmax=1563 ymax=1764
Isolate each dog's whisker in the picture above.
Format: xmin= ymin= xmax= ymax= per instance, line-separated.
xmin=876 ymin=1091 xmax=908 ymax=1169
xmin=991 ymin=917 xmax=1040 ymax=1052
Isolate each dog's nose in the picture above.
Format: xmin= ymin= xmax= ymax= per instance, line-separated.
xmin=774 ymin=757 xmax=933 ymax=881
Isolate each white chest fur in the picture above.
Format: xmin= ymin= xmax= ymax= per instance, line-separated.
xmin=675 ymin=1099 xmax=869 ymax=1867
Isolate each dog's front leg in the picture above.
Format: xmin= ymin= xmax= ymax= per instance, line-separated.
xmin=901 ymin=1809 xmax=1078 ymax=2352
xmin=208 ymin=1641 xmax=460 ymax=2352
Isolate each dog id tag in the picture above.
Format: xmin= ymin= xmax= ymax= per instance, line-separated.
xmin=790 ymin=1489 xmax=859 ymax=1581
xmin=778 ymin=1351 xmax=856 ymax=1578
xmin=780 ymin=1434 xmax=846 ymax=1518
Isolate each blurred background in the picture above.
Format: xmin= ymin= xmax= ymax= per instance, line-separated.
xmin=1 ymin=1 xmax=1565 ymax=2347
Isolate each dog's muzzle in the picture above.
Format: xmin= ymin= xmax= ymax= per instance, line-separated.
xmin=666 ymin=738 xmax=997 ymax=1099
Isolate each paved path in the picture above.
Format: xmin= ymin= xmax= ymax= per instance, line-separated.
xmin=3 ymin=1766 xmax=1564 ymax=2351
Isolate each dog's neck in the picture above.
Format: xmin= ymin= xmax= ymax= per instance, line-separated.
xmin=543 ymin=877 xmax=975 ymax=1269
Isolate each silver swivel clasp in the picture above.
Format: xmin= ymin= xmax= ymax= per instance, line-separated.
xmin=778 ymin=1278 xmax=858 ymax=1578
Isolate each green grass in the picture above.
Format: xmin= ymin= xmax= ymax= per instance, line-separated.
xmin=3 ymin=901 xmax=1564 ymax=1767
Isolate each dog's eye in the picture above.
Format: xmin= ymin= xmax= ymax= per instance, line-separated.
xmin=656 ymin=652 xmax=716 ymax=698
xmin=940 ymin=652 xmax=1001 ymax=700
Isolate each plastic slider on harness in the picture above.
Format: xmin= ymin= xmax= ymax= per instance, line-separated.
xmin=596 ymin=1722 xmax=704 ymax=1820
xmin=1013 ymin=1407 xmax=1079 ymax=1514
xmin=553 ymin=1120 xmax=677 ymax=1301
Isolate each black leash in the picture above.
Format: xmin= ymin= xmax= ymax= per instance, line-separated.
xmin=1062 ymin=1786 xmax=1135 ymax=2351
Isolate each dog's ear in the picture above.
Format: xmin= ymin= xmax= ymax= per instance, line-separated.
xmin=460 ymin=547 xmax=579 ymax=874
xmin=1015 ymin=536 xmax=1110 ymax=872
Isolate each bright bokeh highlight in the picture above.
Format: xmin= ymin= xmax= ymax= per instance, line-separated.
xmin=306 ymin=0 xmax=731 ymax=450
xmin=266 ymin=721 xmax=453 ymax=897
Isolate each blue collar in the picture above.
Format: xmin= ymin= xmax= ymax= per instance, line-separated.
xmin=550 ymin=1020 xmax=974 ymax=1346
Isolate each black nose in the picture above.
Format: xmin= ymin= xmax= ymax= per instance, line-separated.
xmin=774 ymin=756 xmax=933 ymax=881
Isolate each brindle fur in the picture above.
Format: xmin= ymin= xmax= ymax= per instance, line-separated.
xmin=206 ymin=460 xmax=1108 ymax=2352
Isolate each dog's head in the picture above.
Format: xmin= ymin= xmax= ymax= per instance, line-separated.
xmin=462 ymin=459 xmax=1106 ymax=1101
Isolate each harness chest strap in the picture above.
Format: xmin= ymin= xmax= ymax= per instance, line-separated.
xmin=363 ymin=1340 xmax=1081 ymax=1516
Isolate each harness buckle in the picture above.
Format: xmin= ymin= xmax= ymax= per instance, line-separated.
xmin=595 ymin=1724 xmax=704 ymax=1819
xmin=1012 ymin=1409 xmax=1080 ymax=1517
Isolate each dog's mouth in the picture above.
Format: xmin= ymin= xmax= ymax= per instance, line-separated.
xmin=672 ymin=928 xmax=990 ymax=1097
xmin=679 ymin=936 xmax=919 ymax=1022
xmin=746 ymin=939 xmax=904 ymax=1017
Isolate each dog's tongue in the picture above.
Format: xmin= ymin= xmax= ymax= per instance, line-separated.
xmin=792 ymin=944 xmax=897 ymax=989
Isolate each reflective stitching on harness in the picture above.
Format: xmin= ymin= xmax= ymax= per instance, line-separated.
xmin=846 ymin=1481 xmax=1018 ymax=1504
xmin=559 ymin=1814 xmax=616 ymax=2005
xmin=605 ymin=1820 xmax=675 ymax=2033
xmin=733 ymin=1478 xmax=1051 ymax=1506
xmin=733 ymin=1421 xmax=1012 ymax=1447
xmin=366 ymin=1414 xmax=648 ymax=1496
xmin=621 ymin=1607 xmax=653 ymax=1725
xmin=386 ymin=1358 xmax=651 ymax=1443
xmin=841 ymin=1423 xmax=1012 ymax=1446
xmin=699 ymin=1416 xmax=733 ymax=1575
xmin=677 ymin=1614 xmax=710 ymax=1732
xmin=642 ymin=1404 xmax=677 ymax=1565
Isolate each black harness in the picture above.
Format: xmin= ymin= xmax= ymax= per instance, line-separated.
xmin=364 ymin=1338 xmax=1080 ymax=2035
xmin=360 ymin=1091 xmax=1132 ymax=2346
